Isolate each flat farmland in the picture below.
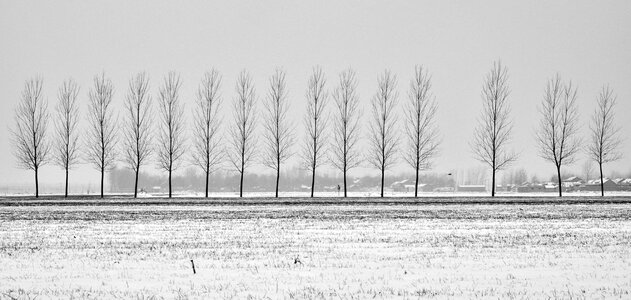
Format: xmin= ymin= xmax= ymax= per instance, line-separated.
xmin=1 ymin=197 xmax=630 ymax=299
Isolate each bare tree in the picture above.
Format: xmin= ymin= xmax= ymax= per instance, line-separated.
xmin=122 ymin=72 xmax=152 ymax=198
xmin=86 ymin=73 xmax=117 ymax=198
xmin=53 ymin=79 xmax=81 ymax=198
xmin=367 ymin=70 xmax=399 ymax=198
xmin=536 ymin=75 xmax=581 ymax=197
xmin=582 ymin=160 xmax=594 ymax=183
xmin=301 ymin=67 xmax=328 ymax=198
xmin=228 ymin=70 xmax=257 ymax=197
xmin=403 ymin=66 xmax=440 ymax=197
xmin=192 ymin=69 xmax=224 ymax=198
xmin=156 ymin=72 xmax=186 ymax=198
xmin=331 ymin=68 xmax=362 ymax=197
xmin=262 ymin=69 xmax=294 ymax=197
xmin=587 ymin=86 xmax=622 ymax=196
xmin=10 ymin=78 xmax=50 ymax=198
xmin=471 ymin=61 xmax=517 ymax=197
xmin=513 ymin=168 xmax=528 ymax=185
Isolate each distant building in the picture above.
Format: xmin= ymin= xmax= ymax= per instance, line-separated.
xmin=619 ymin=179 xmax=631 ymax=191
xmin=503 ymin=184 xmax=516 ymax=192
xmin=457 ymin=185 xmax=486 ymax=192
xmin=584 ymin=178 xmax=619 ymax=191
xmin=434 ymin=186 xmax=455 ymax=192
xmin=562 ymin=176 xmax=583 ymax=188
xmin=417 ymin=183 xmax=437 ymax=192
xmin=516 ymin=182 xmax=547 ymax=193
xmin=390 ymin=179 xmax=410 ymax=192
xmin=613 ymin=178 xmax=631 ymax=191
xmin=391 ymin=180 xmax=436 ymax=193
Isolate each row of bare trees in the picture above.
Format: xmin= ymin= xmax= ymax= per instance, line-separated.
xmin=472 ymin=61 xmax=623 ymax=197
xmin=11 ymin=64 xmax=622 ymax=198
xmin=10 ymin=67 xmax=441 ymax=199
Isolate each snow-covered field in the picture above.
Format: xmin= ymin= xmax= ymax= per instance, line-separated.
xmin=1 ymin=199 xmax=630 ymax=299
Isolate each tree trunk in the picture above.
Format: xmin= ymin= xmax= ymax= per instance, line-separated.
xmin=310 ymin=167 xmax=316 ymax=198
xmin=491 ymin=168 xmax=496 ymax=197
xmin=205 ymin=169 xmax=209 ymax=198
xmin=65 ymin=167 xmax=69 ymax=198
xmin=414 ymin=163 xmax=419 ymax=198
xmin=133 ymin=169 xmax=139 ymax=198
xmin=343 ymin=168 xmax=347 ymax=198
xmin=239 ymin=170 xmax=244 ymax=197
xmin=275 ymin=166 xmax=280 ymax=198
xmin=100 ymin=166 xmax=104 ymax=198
xmin=311 ymin=138 xmax=317 ymax=198
xmin=35 ymin=167 xmax=39 ymax=198
xmin=556 ymin=165 xmax=562 ymax=197
xmin=599 ymin=162 xmax=604 ymax=197
xmin=168 ymin=169 xmax=172 ymax=198
xmin=380 ymin=167 xmax=385 ymax=198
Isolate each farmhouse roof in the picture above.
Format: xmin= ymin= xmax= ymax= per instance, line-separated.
xmin=563 ymin=176 xmax=583 ymax=182
xmin=587 ymin=178 xmax=617 ymax=185
xmin=613 ymin=178 xmax=628 ymax=184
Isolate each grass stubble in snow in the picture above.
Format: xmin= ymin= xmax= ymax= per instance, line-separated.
xmin=0 ymin=198 xmax=630 ymax=299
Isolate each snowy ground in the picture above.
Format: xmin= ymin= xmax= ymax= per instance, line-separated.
xmin=1 ymin=199 xmax=630 ymax=299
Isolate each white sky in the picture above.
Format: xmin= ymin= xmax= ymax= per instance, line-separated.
xmin=1 ymin=0 xmax=630 ymax=188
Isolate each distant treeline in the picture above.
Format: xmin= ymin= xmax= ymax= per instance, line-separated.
xmin=107 ymin=167 xmax=457 ymax=195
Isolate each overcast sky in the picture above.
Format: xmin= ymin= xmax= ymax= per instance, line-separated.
xmin=1 ymin=0 xmax=630 ymax=190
